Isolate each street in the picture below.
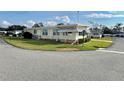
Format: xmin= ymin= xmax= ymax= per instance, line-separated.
xmin=0 ymin=38 xmax=124 ymax=80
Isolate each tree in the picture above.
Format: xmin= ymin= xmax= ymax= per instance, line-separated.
xmin=57 ymin=23 xmax=64 ymax=26
xmin=113 ymin=23 xmax=123 ymax=33
xmin=0 ymin=27 xmax=6 ymax=31
xmin=102 ymin=26 xmax=112 ymax=34
xmin=23 ymin=32 xmax=32 ymax=39
xmin=6 ymin=25 xmax=26 ymax=31
xmin=90 ymin=27 xmax=102 ymax=34
xmin=5 ymin=25 xmax=26 ymax=37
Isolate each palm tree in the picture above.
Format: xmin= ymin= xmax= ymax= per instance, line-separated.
xmin=114 ymin=23 xmax=123 ymax=33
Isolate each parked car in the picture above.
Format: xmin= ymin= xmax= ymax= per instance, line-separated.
xmin=103 ymin=34 xmax=112 ymax=37
xmin=113 ymin=34 xmax=124 ymax=37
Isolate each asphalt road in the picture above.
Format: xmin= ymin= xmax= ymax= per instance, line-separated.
xmin=0 ymin=37 xmax=124 ymax=81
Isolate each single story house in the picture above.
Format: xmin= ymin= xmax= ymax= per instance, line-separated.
xmin=14 ymin=30 xmax=22 ymax=35
xmin=91 ymin=33 xmax=102 ymax=38
xmin=90 ymin=28 xmax=103 ymax=38
xmin=120 ymin=26 xmax=124 ymax=32
xmin=24 ymin=24 xmax=90 ymax=43
xmin=0 ymin=31 xmax=7 ymax=36
xmin=6 ymin=30 xmax=23 ymax=37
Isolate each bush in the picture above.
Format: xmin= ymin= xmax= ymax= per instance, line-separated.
xmin=23 ymin=32 xmax=32 ymax=39
xmin=18 ymin=33 xmax=23 ymax=37
xmin=5 ymin=32 xmax=13 ymax=36
xmin=13 ymin=34 xmax=17 ymax=37
xmin=78 ymin=37 xmax=91 ymax=44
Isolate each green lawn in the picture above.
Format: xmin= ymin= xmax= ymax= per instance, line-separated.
xmin=4 ymin=37 xmax=113 ymax=51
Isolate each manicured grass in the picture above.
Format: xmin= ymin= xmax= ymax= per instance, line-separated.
xmin=4 ymin=37 xmax=113 ymax=51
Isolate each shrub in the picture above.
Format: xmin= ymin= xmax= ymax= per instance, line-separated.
xmin=23 ymin=32 xmax=32 ymax=39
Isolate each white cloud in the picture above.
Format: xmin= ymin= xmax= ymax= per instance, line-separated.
xmin=2 ymin=20 xmax=12 ymax=27
xmin=87 ymin=13 xmax=124 ymax=18
xmin=27 ymin=20 xmax=35 ymax=25
xmin=24 ymin=20 xmax=57 ymax=27
xmin=114 ymin=14 xmax=124 ymax=17
xmin=23 ymin=24 xmax=29 ymax=27
xmin=25 ymin=20 xmax=36 ymax=28
xmin=47 ymin=21 xmax=57 ymax=26
xmin=108 ymin=11 xmax=118 ymax=14
xmin=55 ymin=16 xmax=70 ymax=23
xmin=44 ymin=20 xmax=57 ymax=26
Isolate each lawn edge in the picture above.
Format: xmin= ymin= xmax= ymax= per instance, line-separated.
xmin=3 ymin=37 xmax=113 ymax=52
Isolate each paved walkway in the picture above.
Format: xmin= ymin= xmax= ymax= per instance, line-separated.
xmin=0 ymin=37 xmax=124 ymax=81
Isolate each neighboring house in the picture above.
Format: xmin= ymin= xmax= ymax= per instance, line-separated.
xmin=119 ymin=26 xmax=124 ymax=32
xmin=91 ymin=33 xmax=102 ymax=38
xmin=6 ymin=30 xmax=23 ymax=37
xmin=90 ymin=27 xmax=103 ymax=38
xmin=0 ymin=31 xmax=7 ymax=35
xmin=13 ymin=30 xmax=23 ymax=37
xmin=14 ymin=30 xmax=22 ymax=34
xmin=119 ymin=26 xmax=124 ymax=36
xmin=114 ymin=26 xmax=124 ymax=37
xmin=24 ymin=24 xmax=90 ymax=43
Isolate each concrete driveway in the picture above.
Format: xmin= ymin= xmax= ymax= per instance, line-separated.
xmin=0 ymin=37 xmax=124 ymax=81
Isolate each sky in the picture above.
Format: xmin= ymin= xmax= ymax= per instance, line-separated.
xmin=1 ymin=11 xmax=124 ymax=27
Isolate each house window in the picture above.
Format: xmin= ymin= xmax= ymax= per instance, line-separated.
xmin=68 ymin=32 xmax=72 ymax=34
xmin=79 ymin=30 xmax=86 ymax=36
xmin=57 ymin=32 xmax=59 ymax=35
xmin=63 ymin=32 xmax=65 ymax=35
xmin=79 ymin=32 xmax=83 ymax=36
xmin=42 ymin=29 xmax=48 ymax=35
xmin=53 ymin=32 xmax=56 ymax=35
xmin=34 ymin=30 xmax=37 ymax=34
xmin=94 ymin=33 xmax=99 ymax=35
xmin=53 ymin=30 xmax=59 ymax=35
xmin=63 ymin=32 xmax=68 ymax=36
xmin=53 ymin=32 xmax=59 ymax=35
xmin=68 ymin=32 xmax=72 ymax=35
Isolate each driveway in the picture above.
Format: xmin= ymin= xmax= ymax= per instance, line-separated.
xmin=0 ymin=37 xmax=124 ymax=81
xmin=107 ymin=38 xmax=124 ymax=51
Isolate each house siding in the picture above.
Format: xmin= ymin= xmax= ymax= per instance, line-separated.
xmin=24 ymin=24 xmax=89 ymax=43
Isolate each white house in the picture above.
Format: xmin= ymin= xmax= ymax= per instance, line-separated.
xmin=90 ymin=27 xmax=103 ymax=38
xmin=24 ymin=24 xmax=90 ymax=43
xmin=0 ymin=31 xmax=7 ymax=35
xmin=14 ymin=30 xmax=22 ymax=35
xmin=120 ymin=25 xmax=124 ymax=32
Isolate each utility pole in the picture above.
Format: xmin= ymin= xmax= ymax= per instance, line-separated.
xmin=77 ymin=11 xmax=79 ymax=24
xmin=77 ymin=11 xmax=84 ymax=44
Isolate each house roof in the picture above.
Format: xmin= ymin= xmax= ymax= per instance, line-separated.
xmin=25 ymin=24 xmax=89 ymax=32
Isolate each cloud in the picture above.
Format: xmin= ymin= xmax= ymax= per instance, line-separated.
xmin=108 ymin=11 xmax=118 ymax=14
xmin=44 ymin=20 xmax=57 ymax=26
xmin=24 ymin=20 xmax=36 ymax=27
xmin=2 ymin=20 xmax=12 ymax=27
xmin=23 ymin=24 xmax=29 ymax=27
xmin=24 ymin=20 xmax=57 ymax=27
xmin=55 ymin=16 xmax=70 ymax=23
xmin=87 ymin=13 xmax=124 ymax=18
xmin=114 ymin=15 xmax=124 ymax=17
xmin=27 ymin=20 xmax=35 ymax=25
